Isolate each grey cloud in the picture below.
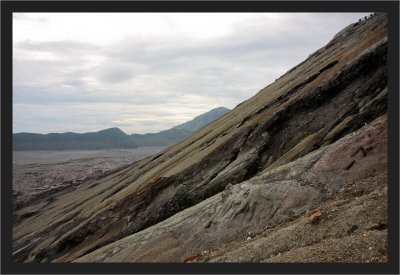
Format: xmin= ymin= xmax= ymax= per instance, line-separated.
xmin=13 ymin=13 xmax=368 ymax=134
xmin=93 ymin=62 xmax=139 ymax=83
xmin=16 ymin=40 xmax=100 ymax=55
xmin=63 ymin=78 xmax=85 ymax=87
xmin=97 ymin=13 xmax=368 ymax=101
xmin=13 ymin=84 xmax=167 ymax=106
xmin=107 ymin=13 xmax=366 ymax=71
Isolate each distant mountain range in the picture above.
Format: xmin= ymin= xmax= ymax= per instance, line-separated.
xmin=13 ymin=128 xmax=137 ymax=151
xmin=131 ymin=107 xmax=230 ymax=147
xmin=13 ymin=107 xmax=230 ymax=151
xmin=172 ymin=107 xmax=229 ymax=132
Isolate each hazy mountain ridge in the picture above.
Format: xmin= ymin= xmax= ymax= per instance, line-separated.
xmin=132 ymin=107 xmax=230 ymax=146
xmin=13 ymin=127 xmax=137 ymax=151
xmin=12 ymin=14 xmax=388 ymax=264
xmin=173 ymin=107 xmax=230 ymax=132
xmin=13 ymin=107 xmax=230 ymax=150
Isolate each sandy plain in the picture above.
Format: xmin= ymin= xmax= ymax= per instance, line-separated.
xmin=13 ymin=146 xmax=165 ymax=208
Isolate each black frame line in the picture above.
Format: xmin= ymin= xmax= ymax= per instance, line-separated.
xmin=1 ymin=1 xmax=399 ymax=274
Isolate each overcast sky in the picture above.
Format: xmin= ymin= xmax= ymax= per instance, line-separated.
xmin=13 ymin=13 xmax=369 ymax=134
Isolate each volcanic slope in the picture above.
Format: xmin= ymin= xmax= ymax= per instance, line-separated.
xmin=13 ymin=13 xmax=388 ymax=263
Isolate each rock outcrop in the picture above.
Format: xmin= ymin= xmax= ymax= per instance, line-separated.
xmin=13 ymin=13 xmax=388 ymax=263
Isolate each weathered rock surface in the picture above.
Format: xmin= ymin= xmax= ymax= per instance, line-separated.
xmin=75 ymin=115 xmax=387 ymax=262
xmin=12 ymin=13 xmax=388 ymax=263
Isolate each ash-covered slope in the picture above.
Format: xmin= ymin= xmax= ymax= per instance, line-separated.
xmin=13 ymin=13 xmax=388 ymax=263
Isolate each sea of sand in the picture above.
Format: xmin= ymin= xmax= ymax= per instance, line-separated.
xmin=12 ymin=146 xmax=165 ymax=208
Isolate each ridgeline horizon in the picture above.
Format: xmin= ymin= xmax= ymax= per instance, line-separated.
xmin=13 ymin=106 xmax=230 ymax=150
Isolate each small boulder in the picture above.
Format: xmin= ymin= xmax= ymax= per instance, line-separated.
xmin=308 ymin=210 xmax=322 ymax=224
xmin=184 ymin=253 xmax=199 ymax=263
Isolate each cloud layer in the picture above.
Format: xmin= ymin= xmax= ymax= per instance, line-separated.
xmin=13 ymin=13 xmax=369 ymax=134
